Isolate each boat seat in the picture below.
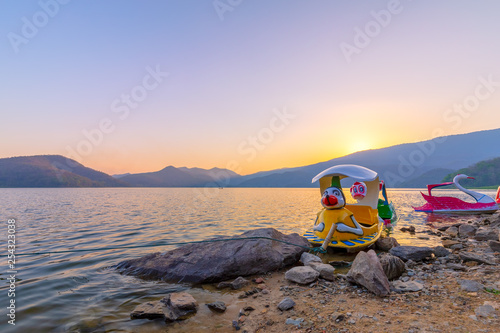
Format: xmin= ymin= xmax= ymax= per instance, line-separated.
xmin=345 ymin=204 xmax=378 ymax=226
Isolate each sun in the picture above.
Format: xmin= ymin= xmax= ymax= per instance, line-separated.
xmin=350 ymin=141 xmax=371 ymax=153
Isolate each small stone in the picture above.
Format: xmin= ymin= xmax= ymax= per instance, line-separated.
xmin=475 ymin=305 xmax=495 ymax=318
xmin=254 ymin=277 xmax=265 ymax=284
xmin=459 ymin=252 xmax=495 ymax=265
xmin=285 ymin=317 xmax=304 ymax=327
xmin=206 ymin=301 xmax=226 ymax=313
xmin=459 ymin=280 xmax=484 ymax=292
xmin=445 ymin=226 xmax=458 ymax=237
xmin=278 ymin=297 xmax=296 ymax=311
xmin=432 ymin=246 xmax=451 ymax=257
xmin=400 ymin=226 xmax=416 ymax=233
xmin=300 ymin=252 xmax=322 ymax=266
xmin=379 ymin=253 xmax=406 ymax=280
xmin=285 ymin=266 xmax=320 ymax=284
xmin=488 ymin=240 xmax=500 ymax=252
xmin=391 ymin=280 xmax=424 ymax=293
xmin=458 ymin=224 xmax=477 ymax=237
xmin=375 ymin=237 xmax=400 ymax=251
xmin=442 ymin=240 xmax=461 ymax=248
xmin=308 ymin=262 xmax=335 ymax=281
xmin=446 ymin=263 xmax=467 ymax=271
xmin=475 ymin=227 xmax=499 ymax=241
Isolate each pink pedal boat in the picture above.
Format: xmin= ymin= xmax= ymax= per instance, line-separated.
xmin=413 ymin=174 xmax=499 ymax=214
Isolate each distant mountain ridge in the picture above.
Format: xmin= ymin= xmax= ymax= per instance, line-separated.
xmin=0 ymin=155 xmax=127 ymax=187
xmin=119 ymin=166 xmax=239 ymax=187
xmin=442 ymin=156 xmax=500 ymax=187
xmin=228 ymin=128 xmax=500 ymax=188
xmin=2 ymin=128 xmax=499 ymax=188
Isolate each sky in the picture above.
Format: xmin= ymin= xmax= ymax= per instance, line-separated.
xmin=1 ymin=0 xmax=500 ymax=175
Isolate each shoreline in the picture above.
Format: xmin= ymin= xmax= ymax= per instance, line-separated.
xmin=131 ymin=212 xmax=500 ymax=332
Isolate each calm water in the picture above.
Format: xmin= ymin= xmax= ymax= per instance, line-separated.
xmin=0 ymin=188 xmax=496 ymax=332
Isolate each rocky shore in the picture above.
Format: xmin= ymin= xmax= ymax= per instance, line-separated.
xmin=127 ymin=213 xmax=500 ymax=332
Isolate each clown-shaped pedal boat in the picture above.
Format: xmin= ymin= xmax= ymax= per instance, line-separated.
xmin=303 ymin=165 xmax=385 ymax=251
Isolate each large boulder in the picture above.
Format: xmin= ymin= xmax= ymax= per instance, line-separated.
xmin=389 ymin=246 xmax=433 ymax=262
xmin=117 ymin=228 xmax=310 ymax=284
xmin=346 ymin=250 xmax=391 ymax=296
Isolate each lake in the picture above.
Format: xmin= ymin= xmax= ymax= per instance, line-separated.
xmin=0 ymin=187 xmax=496 ymax=332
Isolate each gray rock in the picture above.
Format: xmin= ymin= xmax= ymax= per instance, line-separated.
xmin=117 ymin=228 xmax=310 ymax=284
xmin=432 ymin=246 xmax=451 ymax=258
xmin=459 ymin=279 xmax=484 ymax=292
xmin=442 ymin=240 xmax=461 ymax=248
xmin=446 ymin=263 xmax=467 ymax=271
xmin=389 ymin=246 xmax=433 ymax=262
xmin=488 ymin=240 xmax=500 ymax=252
xmin=278 ymin=297 xmax=296 ymax=311
xmin=285 ymin=317 xmax=304 ymax=327
xmin=459 ymin=252 xmax=496 ymax=265
xmin=379 ymin=253 xmax=406 ymax=280
xmin=300 ymin=252 xmax=322 ymax=266
xmin=131 ymin=292 xmax=198 ymax=322
xmin=285 ymin=266 xmax=320 ymax=284
xmin=474 ymin=227 xmax=499 ymax=241
xmin=375 ymin=237 xmax=400 ymax=251
xmin=206 ymin=301 xmax=226 ymax=313
xmin=217 ymin=276 xmax=249 ymax=290
xmin=445 ymin=226 xmax=458 ymax=237
xmin=392 ymin=280 xmax=424 ymax=292
xmin=308 ymin=262 xmax=335 ymax=281
xmin=475 ymin=305 xmax=495 ymax=318
xmin=130 ymin=301 xmax=166 ymax=320
xmin=458 ymin=224 xmax=477 ymax=237
xmin=346 ymin=250 xmax=391 ymax=296
xmin=450 ymin=243 xmax=463 ymax=250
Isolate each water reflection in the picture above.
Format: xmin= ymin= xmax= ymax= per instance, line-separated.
xmin=0 ymin=187 xmax=496 ymax=333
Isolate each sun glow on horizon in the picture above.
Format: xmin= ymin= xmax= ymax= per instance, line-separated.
xmin=348 ymin=141 xmax=372 ymax=154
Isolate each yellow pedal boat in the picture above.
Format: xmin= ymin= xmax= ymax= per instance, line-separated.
xmin=303 ymin=164 xmax=383 ymax=251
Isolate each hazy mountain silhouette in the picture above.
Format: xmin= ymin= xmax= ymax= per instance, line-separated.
xmin=0 ymin=155 xmax=127 ymax=187
xmin=2 ymin=128 xmax=499 ymax=188
xmin=442 ymin=156 xmax=500 ymax=188
xmin=119 ymin=166 xmax=239 ymax=187
xmin=230 ymin=128 xmax=500 ymax=188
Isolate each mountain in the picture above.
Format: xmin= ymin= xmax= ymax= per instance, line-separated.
xmin=0 ymin=155 xmax=128 ymax=187
xmin=442 ymin=156 xmax=500 ymax=188
xmin=119 ymin=166 xmax=240 ymax=187
xmin=230 ymin=128 xmax=500 ymax=188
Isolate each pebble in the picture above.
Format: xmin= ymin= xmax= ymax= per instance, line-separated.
xmin=285 ymin=317 xmax=304 ymax=327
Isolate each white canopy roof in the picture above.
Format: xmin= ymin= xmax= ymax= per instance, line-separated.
xmin=311 ymin=164 xmax=378 ymax=183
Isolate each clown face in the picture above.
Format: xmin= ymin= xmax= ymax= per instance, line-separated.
xmin=350 ymin=181 xmax=367 ymax=201
xmin=321 ymin=187 xmax=345 ymax=209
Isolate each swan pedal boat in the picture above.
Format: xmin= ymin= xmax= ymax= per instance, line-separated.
xmin=413 ymin=174 xmax=499 ymax=214
xmin=303 ymin=165 xmax=385 ymax=250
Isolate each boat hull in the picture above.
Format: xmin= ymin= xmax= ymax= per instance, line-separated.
xmin=303 ymin=227 xmax=382 ymax=249
xmin=303 ymin=205 xmax=383 ymax=249
xmin=413 ymin=193 xmax=499 ymax=214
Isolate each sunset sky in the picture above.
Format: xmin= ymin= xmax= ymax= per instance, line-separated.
xmin=2 ymin=0 xmax=500 ymax=175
